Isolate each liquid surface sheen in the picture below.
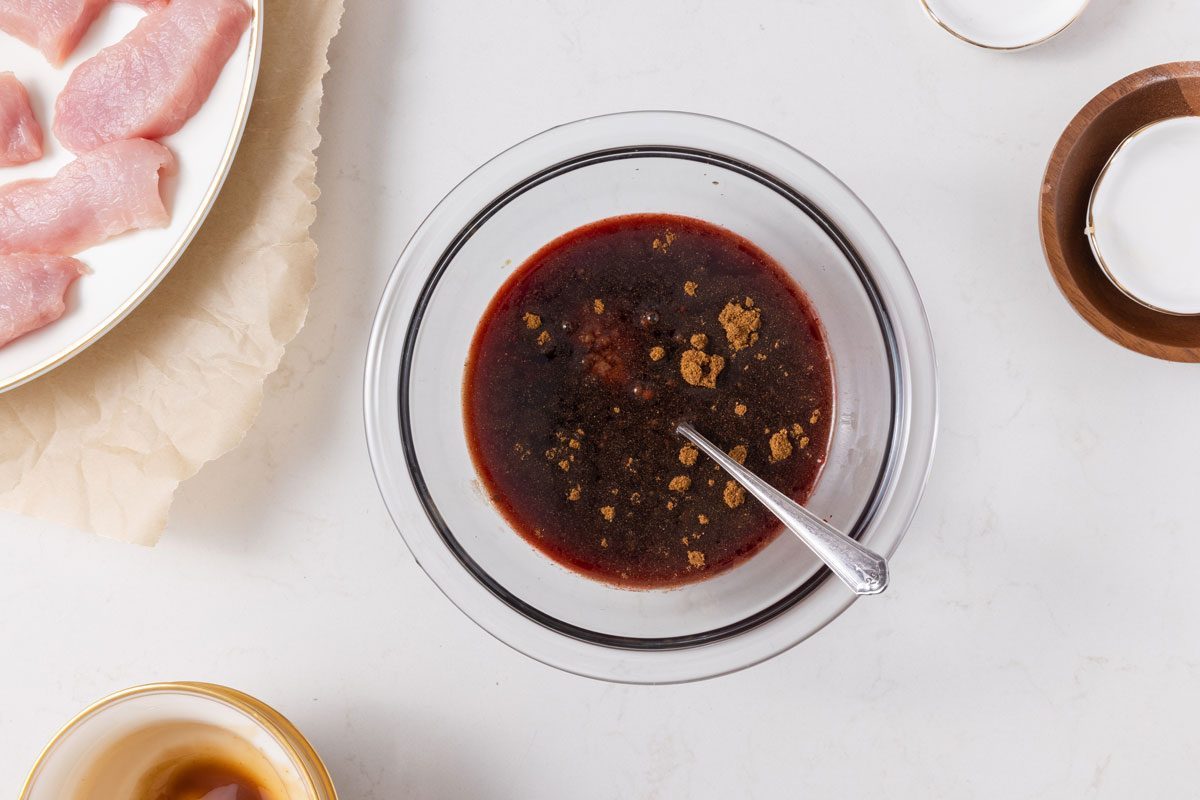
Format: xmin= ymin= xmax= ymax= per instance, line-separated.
xmin=464 ymin=213 xmax=834 ymax=588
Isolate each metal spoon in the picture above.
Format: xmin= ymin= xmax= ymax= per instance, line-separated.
xmin=675 ymin=422 xmax=889 ymax=595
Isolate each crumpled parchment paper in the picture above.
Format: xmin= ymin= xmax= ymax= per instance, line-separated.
xmin=0 ymin=0 xmax=345 ymax=544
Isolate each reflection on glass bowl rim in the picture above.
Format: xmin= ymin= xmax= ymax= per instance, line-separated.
xmin=364 ymin=111 xmax=938 ymax=683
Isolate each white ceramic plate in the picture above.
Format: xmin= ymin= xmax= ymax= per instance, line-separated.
xmin=919 ymin=0 xmax=1090 ymax=50
xmin=0 ymin=1 xmax=262 ymax=393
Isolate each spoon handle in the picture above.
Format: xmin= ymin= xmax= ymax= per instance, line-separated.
xmin=676 ymin=422 xmax=889 ymax=595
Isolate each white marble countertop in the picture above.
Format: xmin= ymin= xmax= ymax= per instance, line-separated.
xmin=4 ymin=1 xmax=1200 ymax=796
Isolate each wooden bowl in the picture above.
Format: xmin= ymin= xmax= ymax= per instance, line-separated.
xmin=1040 ymin=62 xmax=1200 ymax=362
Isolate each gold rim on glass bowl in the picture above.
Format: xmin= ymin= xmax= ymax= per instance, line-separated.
xmin=19 ymin=681 xmax=337 ymax=800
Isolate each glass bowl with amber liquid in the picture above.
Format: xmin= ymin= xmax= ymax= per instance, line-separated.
xmin=20 ymin=683 xmax=336 ymax=800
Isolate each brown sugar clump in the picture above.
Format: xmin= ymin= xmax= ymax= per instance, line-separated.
xmin=734 ymin=403 xmax=747 ymax=416
xmin=649 ymin=345 xmax=665 ymax=361
xmin=718 ymin=302 xmax=761 ymax=352
xmin=680 ymin=349 xmax=725 ymax=388
xmin=698 ymin=514 xmax=709 ymax=525
xmin=728 ymin=444 xmax=748 ymax=465
xmin=666 ymin=500 xmax=676 ymax=510
xmin=683 ymin=280 xmax=698 ymax=296
xmin=723 ymin=480 xmax=745 ymax=508
xmin=792 ymin=423 xmax=805 ymax=437
xmin=652 ymin=230 xmax=677 ymax=252
xmin=689 ymin=333 xmax=708 ymax=350
xmin=679 ymin=444 xmax=699 ymax=466
xmin=600 ymin=505 xmax=615 ymax=522
xmin=567 ymin=485 xmax=581 ymax=501
xmin=669 ymin=475 xmax=691 ymax=492
xmin=592 ymin=298 xmax=605 ymax=314
xmin=810 ymin=409 xmax=821 ymax=424
xmin=522 ymin=312 xmax=542 ymax=329
xmin=536 ymin=330 xmax=551 ymax=346
xmin=769 ymin=429 xmax=793 ymax=462
xmin=799 ymin=436 xmax=811 ymax=449
xmin=600 ymin=537 xmax=608 ymax=548
xmin=558 ymin=459 xmax=570 ymax=472
xmin=687 ymin=550 xmax=706 ymax=568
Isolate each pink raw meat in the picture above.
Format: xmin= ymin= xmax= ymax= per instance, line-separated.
xmin=0 ymin=0 xmax=107 ymax=66
xmin=0 ymin=252 xmax=83 ymax=347
xmin=0 ymin=72 xmax=42 ymax=166
xmin=54 ymin=0 xmax=252 ymax=153
xmin=0 ymin=0 xmax=164 ymax=66
xmin=0 ymin=138 xmax=173 ymax=255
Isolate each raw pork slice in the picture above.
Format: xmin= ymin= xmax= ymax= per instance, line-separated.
xmin=0 ymin=72 xmax=41 ymax=166
xmin=0 ymin=253 xmax=84 ymax=347
xmin=54 ymin=0 xmax=252 ymax=152
xmin=0 ymin=138 xmax=173 ymax=255
xmin=0 ymin=0 xmax=169 ymax=66
xmin=0 ymin=0 xmax=106 ymax=66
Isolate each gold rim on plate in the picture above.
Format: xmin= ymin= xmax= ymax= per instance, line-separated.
xmin=19 ymin=681 xmax=338 ymax=800
xmin=1084 ymin=116 xmax=1200 ymax=317
xmin=0 ymin=0 xmax=265 ymax=393
xmin=916 ymin=0 xmax=1092 ymax=52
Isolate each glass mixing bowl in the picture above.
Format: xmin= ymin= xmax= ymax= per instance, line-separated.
xmin=365 ymin=112 xmax=937 ymax=683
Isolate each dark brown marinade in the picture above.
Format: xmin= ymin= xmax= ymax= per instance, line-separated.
xmin=463 ymin=213 xmax=833 ymax=588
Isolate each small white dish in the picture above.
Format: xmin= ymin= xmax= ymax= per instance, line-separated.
xmin=0 ymin=1 xmax=262 ymax=392
xmin=1087 ymin=116 xmax=1200 ymax=316
xmin=20 ymin=682 xmax=336 ymax=800
xmin=919 ymin=0 xmax=1091 ymax=50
